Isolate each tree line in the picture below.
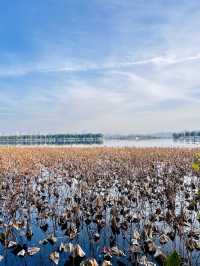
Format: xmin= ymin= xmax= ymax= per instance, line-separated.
xmin=173 ymin=131 xmax=200 ymax=139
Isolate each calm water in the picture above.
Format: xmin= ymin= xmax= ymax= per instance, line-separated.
xmin=1 ymin=138 xmax=200 ymax=148
xmin=69 ymin=138 xmax=200 ymax=148
xmin=102 ymin=138 xmax=200 ymax=148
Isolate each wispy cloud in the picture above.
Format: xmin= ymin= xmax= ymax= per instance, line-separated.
xmin=1 ymin=53 xmax=200 ymax=77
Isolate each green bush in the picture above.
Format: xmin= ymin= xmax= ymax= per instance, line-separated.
xmin=192 ymin=153 xmax=200 ymax=172
xmin=164 ymin=251 xmax=181 ymax=266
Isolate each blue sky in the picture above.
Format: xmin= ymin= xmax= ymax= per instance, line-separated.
xmin=0 ymin=0 xmax=200 ymax=134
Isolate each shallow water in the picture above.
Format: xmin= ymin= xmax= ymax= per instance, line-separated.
xmin=58 ymin=138 xmax=200 ymax=148
xmin=1 ymin=175 xmax=199 ymax=266
xmin=1 ymin=138 xmax=200 ymax=148
xmin=0 ymin=148 xmax=200 ymax=266
xmin=103 ymin=139 xmax=200 ymax=148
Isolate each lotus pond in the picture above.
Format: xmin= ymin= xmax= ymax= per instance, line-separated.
xmin=0 ymin=147 xmax=200 ymax=266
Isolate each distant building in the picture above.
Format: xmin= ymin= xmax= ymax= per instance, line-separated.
xmin=0 ymin=133 xmax=104 ymax=146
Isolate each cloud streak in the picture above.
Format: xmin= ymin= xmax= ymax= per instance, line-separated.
xmin=1 ymin=53 xmax=200 ymax=77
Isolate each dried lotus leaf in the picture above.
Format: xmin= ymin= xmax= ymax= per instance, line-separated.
xmin=0 ymin=219 xmax=3 ymax=227
xmin=49 ymin=251 xmax=59 ymax=265
xmin=27 ymin=247 xmax=40 ymax=256
xmin=17 ymin=249 xmax=26 ymax=257
xmin=8 ymin=241 xmax=17 ymax=248
xmin=144 ymin=240 xmax=156 ymax=254
xmin=154 ymin=248 xmax=166 ymax=265
xmin=59 ymin=242 xmax=73 ymax=253
xmin=186 ymin=238 xmax=195 ymax=251
xmin=80 ymin=258 xmax=98 ymax=266
xmin=47 ymin=234 xmax=57 ymax=245
xmin=102 ymin=261 xmax=112 ymax=266
xmin=195 ymin=240 xmax=200 ymax=250
xmin=159 ymin=233 xmax=170 ymax=244
xmin=26 ymin=230 xmax=33 ymax=239
xmin=94 ymin=233 xmax=100 ymax=242
xmin=139 ymin=255 xmax=156 ymax=266
xmin=39 ymin=238 xmax=48 ymax=245
xmin=111 ymin=246 xmax=125 ymax=256
xmin=65 ymin=242 xmax=74 ymax=253
xmin=11 ymin=221 xmax=21 ymax=230
xmin=133 ymin=230 xmax=141 ymax=240
xmin=0 ymin=232 xmax=5 ymax=243
xmin=40 ymin=223 xmax=48 ymax=232
xmin=72 ymin=244 xmax=85 ymax=258
xmin=59 ymin=242 xmax=65 ymax=252
xmin=129 ymin=242 xmax=141 ymax=254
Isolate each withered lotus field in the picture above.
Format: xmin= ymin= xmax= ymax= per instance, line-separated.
xmin=0 ymin=147 xmax=200 ymax=266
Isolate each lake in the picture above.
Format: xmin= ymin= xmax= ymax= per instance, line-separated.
xmin=1 ymin=138 xmax=200 ymax=148
xmin=69 ymin=138 xmax=200 ymax=148
xmin=103 ymin=138 xmax=200 ymax=148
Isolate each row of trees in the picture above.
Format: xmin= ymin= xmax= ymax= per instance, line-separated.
xmin=173 ymin=131 xmax=200 ymax=139
xmin=0 ymin=133 xmax=104 ymax=145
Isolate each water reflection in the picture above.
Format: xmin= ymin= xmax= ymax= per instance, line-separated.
xmin=103 ymin=138 xmax=200 ymax=148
